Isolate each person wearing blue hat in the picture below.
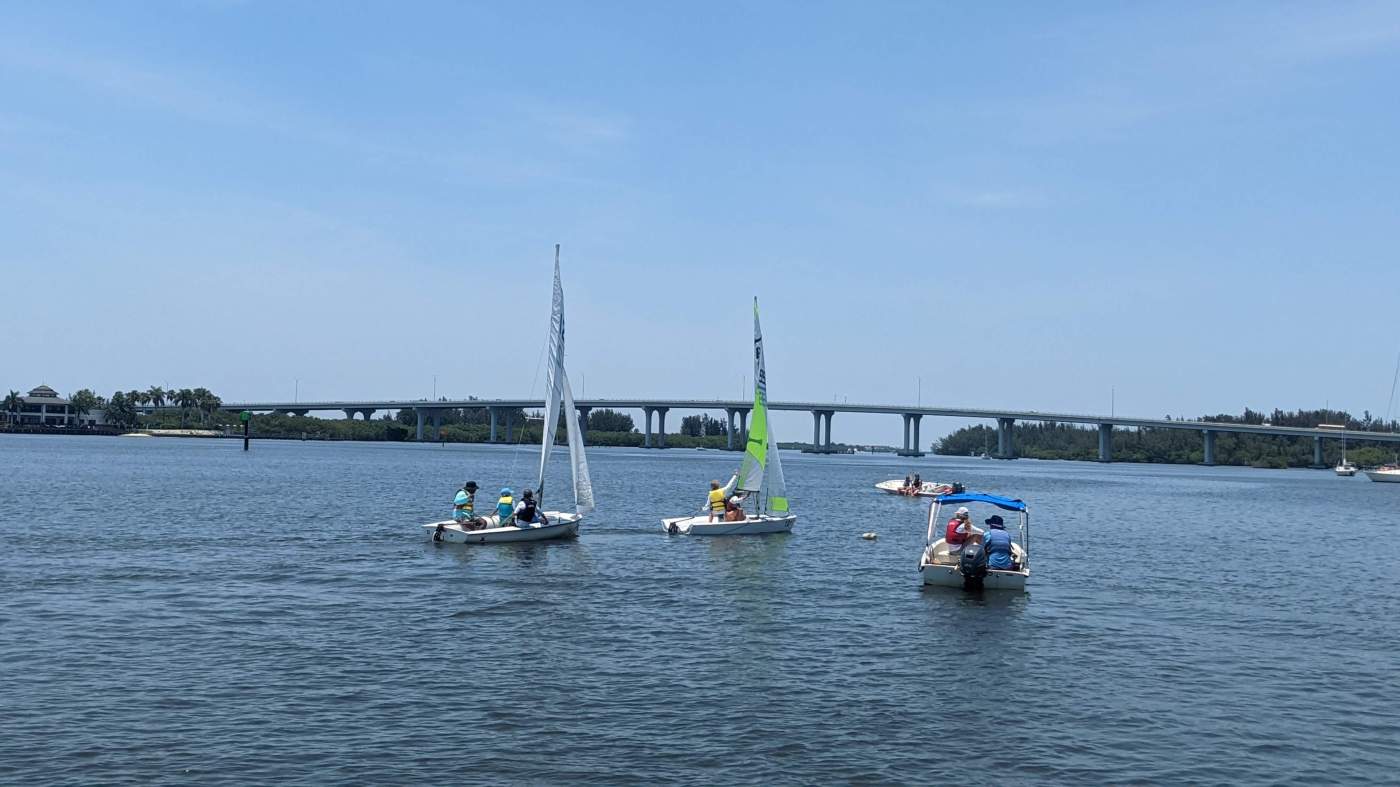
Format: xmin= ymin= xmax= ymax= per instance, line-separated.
xmin=982 ymin=515 xmax=1016 ymax=570
xmin=496 ymin=487 xmax=515 ymax=524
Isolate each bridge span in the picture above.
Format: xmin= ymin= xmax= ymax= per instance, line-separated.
xmin=204 ymin=398 xmax=1400 ymax=466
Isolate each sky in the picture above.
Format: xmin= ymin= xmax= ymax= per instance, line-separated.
xmin=3 ymin=1 xmax=1400 ymax=445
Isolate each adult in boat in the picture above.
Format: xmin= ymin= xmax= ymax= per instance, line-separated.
xmin=945 ymin=506 xmax=983 ymax=556
xmin=913 ymin=473 xmax=922 ymax=490
xmin=515 ymin=489 xmax=549 ymax=526
xmin=708 ymin=475 xmax=738 ymax=521
xmin=496 ymin=487 xmax=515 ymax=524
xmin=453 ymin=481 xmax=485 ymax=529
xmin=983 ymin=515 xmax=1016 ymax=570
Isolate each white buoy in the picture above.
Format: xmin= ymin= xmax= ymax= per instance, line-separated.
xmin=861 ymin=532 xmax=877 ymax=540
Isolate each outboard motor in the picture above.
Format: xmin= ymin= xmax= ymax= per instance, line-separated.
xmin=958 ymin=542 xmax=988 ymax=590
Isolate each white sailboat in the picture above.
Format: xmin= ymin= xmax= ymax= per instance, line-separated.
xmin=662 ymin=299 xmax=796 ymax=536
xmin=1335 ymin=431 xmax=1357 ymax=477
xmin=424 ymin=247 xmax=594 ymax=544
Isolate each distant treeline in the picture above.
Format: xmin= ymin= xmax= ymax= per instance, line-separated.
xmin=139 ymin=401 xmax=737 ymax=447
xmin=935 ymin=408 xmax=1400 ymax=468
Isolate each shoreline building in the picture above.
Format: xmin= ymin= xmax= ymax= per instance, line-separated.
xmin=13 ymin=385 xmax=88 ymax=426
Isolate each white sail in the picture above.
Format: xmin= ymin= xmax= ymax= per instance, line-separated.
xmin=561 ymin=370 xmax=595 ymax=515
xmin=736 ymin=299 xmax=768 ymax=493
xmin=537 ymin=247 xmax=566 ymax=501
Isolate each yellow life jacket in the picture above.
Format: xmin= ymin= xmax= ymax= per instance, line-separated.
xmin=708 ymin=488 xmax=726 ymax=512
xmin=496 ymin=495 xmax=514 ymax=519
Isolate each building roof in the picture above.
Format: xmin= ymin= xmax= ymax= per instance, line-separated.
xmin=23 ymin=384 xmax=68 ymax=405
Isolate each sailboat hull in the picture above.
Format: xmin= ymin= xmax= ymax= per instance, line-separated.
xmin=424 ymin=512 xmax=581 ymax=544
xmin=661 ymin=513 xmax=796 ymax=536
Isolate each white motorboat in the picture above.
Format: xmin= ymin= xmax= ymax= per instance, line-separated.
xmin=663 ymin=298 xmax=795 ymax=536
xmin=1365 ymin=466 xmax=1400 ymax=483
xmin=919 ymin=492 xmax=1031 ymax=591
xmin=876 ymin=479 xmax=963 ymax=497
xmin=423 ymin=246 xmax=595 ymax=545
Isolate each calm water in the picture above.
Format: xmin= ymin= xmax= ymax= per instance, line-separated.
xmin=2 ymin=435 xmax=1398 ymax=785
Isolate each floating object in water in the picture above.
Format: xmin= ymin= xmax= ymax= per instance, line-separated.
xmin=861 ymin=532 xmax=877 ymax=540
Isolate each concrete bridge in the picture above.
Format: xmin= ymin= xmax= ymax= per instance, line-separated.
xmin=204 ymin=398 xmax=1400 ymax=466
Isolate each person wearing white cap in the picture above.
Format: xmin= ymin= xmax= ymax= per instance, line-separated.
xmin=944 ymin=506 xmax=984 ymax=557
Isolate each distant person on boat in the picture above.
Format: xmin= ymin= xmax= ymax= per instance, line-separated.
xmin=496 ymin=487 xmax=515 ymax=524
xmin=453 ymin=481 xmax=484 ymax=529
xmin=515 ymin=489 xmax=549 ymax=526
xmin=903 ymin=474 xmax=913 ymax=489
xmin=913 ymin=473 xmax=922 ymax=490
xmin=708 ymin=475 xmax=738 ymax=521
xmin=982 ymin=515 xmax=1016 ymax=570
xmin=945 ymin=506 xmax=983 ymax=556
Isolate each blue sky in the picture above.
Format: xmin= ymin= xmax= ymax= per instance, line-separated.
xmin=4 ymin=1 xmax=1399 ymax=444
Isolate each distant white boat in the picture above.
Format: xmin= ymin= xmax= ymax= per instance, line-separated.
xmin=876 ymin=479 xmax=963 ymax=498
xmin=663 ymin=299 xmax=795 ymax=536
xmin=423 ymin=246 xmax=594 ymax=545
xmin=1335 ymin=428 xmax=1357 ymax=476
xmin=1365 ymin=466 xmax=1400 ymax=483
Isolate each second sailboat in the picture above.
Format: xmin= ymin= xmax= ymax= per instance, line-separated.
xmin=662 ymin=298 xmax=796 ymax=536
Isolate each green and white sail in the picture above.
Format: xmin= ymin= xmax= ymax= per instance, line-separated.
xmin=735 ymin=298 xmax=787 ymax=513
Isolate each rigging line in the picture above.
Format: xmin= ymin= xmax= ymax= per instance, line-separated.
xmin=1387 ymin=349 xmax=1400 ymax=428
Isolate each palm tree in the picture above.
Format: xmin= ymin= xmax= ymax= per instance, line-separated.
xmin=147 ymin=386 xmax=166 ymax=408
xmin=2 ymin=390 xmax=20 ymax=426
xmin=174 ymin=388 xmax=196 ymax=427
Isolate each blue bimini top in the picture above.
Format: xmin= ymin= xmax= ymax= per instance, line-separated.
xmin=933 ymin=492 xmax=1027 ymax=512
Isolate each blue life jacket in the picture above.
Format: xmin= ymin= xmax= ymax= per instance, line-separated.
xmin=984 ymin=527 xmax=1014 ymax=569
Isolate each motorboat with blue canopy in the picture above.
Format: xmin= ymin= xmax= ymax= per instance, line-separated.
xmin=920 ymin=491 xmax=1031 ymax=590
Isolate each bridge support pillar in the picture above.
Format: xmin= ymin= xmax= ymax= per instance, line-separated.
xmin=739 ymin=409 xmax=748 ymax=446
xmin=1202 ymin=430 xmax=1216 ymax=465
xmin=805 ymin=410 xmax=837 ymax=453
xmin=432 ymin=411 xmax=443 ymax=441
xmin=344 ymin=408 xmax=357 ymax=420
xmin=643 ymin=407 xmax=654 ymax=448
xmin=489 ymin=407 xmax=499 ymax=442
xmin=1098 ymin=423 xmax=1113 ymax=462
xmin=505 ymin=412 xmax=514 ymax=442
xmin=996 ymin=418 xmax=1016 ymax=459
xmin=415 ymin=408 xmax=425 ymax=441
xmin=359 ymin=409 xmax=375 ymax=421
xmin=1313 ymin=435 xmax=1325 ymax=469
xmin=576 ymin=407 xmax=591 ymax=441
xmin=656 ymin=407 xmax=669 ymax=448
xmin=725 ymin=409 xmax=737 ymax=450
xmin=898 ymin=414 xmax=925 ymax=457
